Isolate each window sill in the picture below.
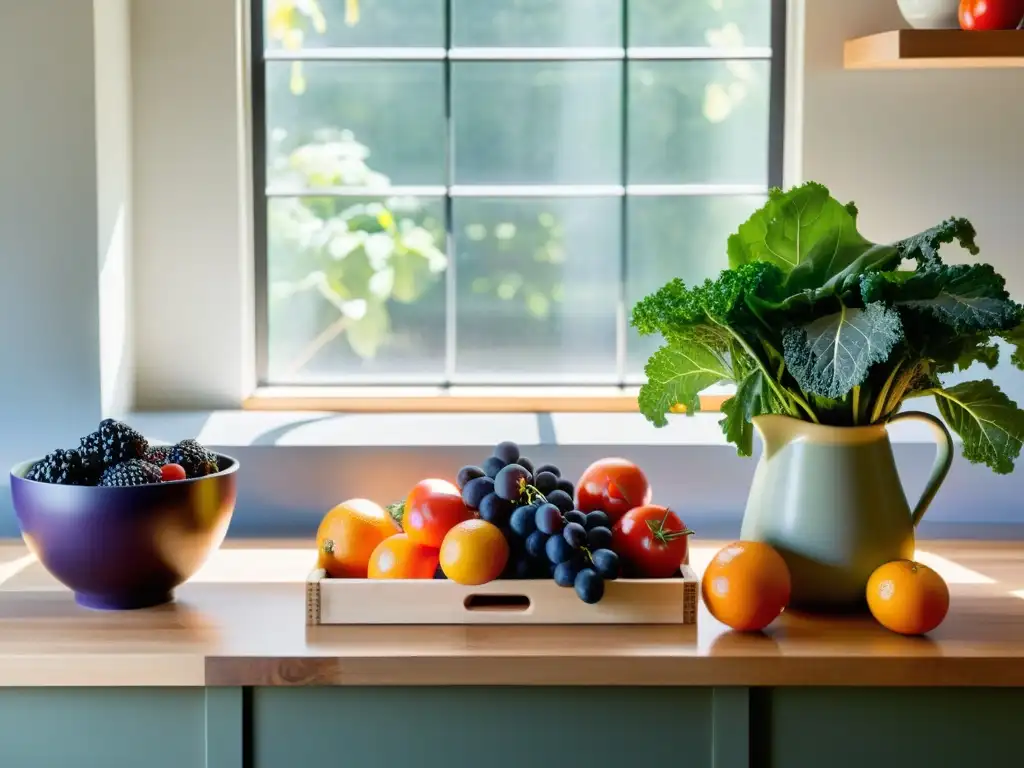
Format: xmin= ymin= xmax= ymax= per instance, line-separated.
xmin=243 ymin=386 xmax=730 ymax=414
xmin=129 ymin=407 xmax=954 ymax=449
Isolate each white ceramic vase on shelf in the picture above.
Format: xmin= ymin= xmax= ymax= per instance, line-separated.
xmin=897 ymin=0 xmax=962 ymax=28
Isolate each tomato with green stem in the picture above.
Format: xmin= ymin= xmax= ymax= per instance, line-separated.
xmin=612 ymin=505 xmax=694 ymax=578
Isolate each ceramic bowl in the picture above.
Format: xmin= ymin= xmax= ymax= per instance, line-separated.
xmin=897 ymin=0 xmax=962 ymax=29
xmin=9 ymin=454 xmax=238 ymax=610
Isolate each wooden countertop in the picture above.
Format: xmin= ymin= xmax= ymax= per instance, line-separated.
xmin=2 ymin=539 xmax=1024 ymax=688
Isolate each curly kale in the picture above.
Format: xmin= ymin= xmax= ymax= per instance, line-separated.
xmin=633 ymin=182 xmax=1024 ymax=474
xmin=630 ymin=260 xmax=784 ymax=338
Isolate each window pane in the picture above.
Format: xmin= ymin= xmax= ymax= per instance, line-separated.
xmin=451 ymin=0 xmax=622 ymax=48
xmin=628 ymin=0 xmax=771 ymax=48
xmin=264 ymin=0 xmax=445 ymax=49
xmin=628 ymin=60 xmax=769 ymax=185
xmin=626 ymin=195 xmax=764 ymax=375
xmin=266 ymin=195 xmax=447 ymax=382
xmin=266 ymin=62 xmax=446 ymax=187
xmin=452 ymin=62 xmax=622 ymax=185
xmin=454 ymin=198 xmax=620 ymax=381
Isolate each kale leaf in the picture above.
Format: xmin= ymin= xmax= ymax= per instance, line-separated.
xmin=782 ymin=302 xmax=903 ymax=399
xmin=933 ymin=380 xmax=1024 ymax=474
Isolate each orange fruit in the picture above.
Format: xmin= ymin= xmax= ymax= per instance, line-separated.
xmin=316 ymin=499 xmax=399 ymax=578
xmin=867 ymin=560 xmax=949 ymax=635
xmin=439 ymin=519 xmax=509 ymax=586
xmin=702 ymin=541 xmax=791 ymax=632
xmin=368 ymin=534 xmax=439 ymax=579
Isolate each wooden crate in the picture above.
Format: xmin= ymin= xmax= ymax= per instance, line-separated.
xmin=306 ymin=566 xmax=699 ymax=625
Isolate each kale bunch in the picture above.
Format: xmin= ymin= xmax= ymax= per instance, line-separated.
xmin=632 ymin=182 xmax=1024 ymax=473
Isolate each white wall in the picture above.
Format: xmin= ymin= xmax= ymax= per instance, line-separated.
xmin=95 ymin=0 xmax=134 ymax=417
xmin=132 ymin=0 xmax=252 ymax=409
xmin=0 ymin=2 xmax=101 ymax=473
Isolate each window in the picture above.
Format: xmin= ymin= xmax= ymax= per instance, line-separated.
xmin=253 ymin=0 xmax=783 ymax=389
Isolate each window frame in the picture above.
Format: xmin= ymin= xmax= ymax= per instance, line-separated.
xmin=247 ymin=0 xmax=787 ymax=411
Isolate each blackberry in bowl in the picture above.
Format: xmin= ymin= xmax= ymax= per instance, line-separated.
xmin=10 ymin=421 xmax=238 ymax=610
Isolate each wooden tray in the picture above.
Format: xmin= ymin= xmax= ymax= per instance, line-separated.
xmin=306 ymin=566 xmax=699 ymax=625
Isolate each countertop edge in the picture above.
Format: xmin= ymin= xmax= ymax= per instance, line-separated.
xmin=202 ymin=655 xmax=1024 ymax=689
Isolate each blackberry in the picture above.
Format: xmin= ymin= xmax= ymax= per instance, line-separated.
xmin=145 ymin=446 xmax=171 ymax=466
xmin=166 ymin=439 xmax=218 ymax=478
xmin=28 ymin=449 xmax=92 ymax=485
xmin=79 ymin=419 xmax=148 ymax=470
xmin=99 ymin=459 xmax=162 ymax=487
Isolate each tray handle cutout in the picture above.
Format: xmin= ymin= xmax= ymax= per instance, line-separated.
xmin=463 ymin=593 xmax=532 ymax=612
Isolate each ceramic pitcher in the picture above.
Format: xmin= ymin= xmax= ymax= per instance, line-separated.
xmin=739 ymin=413 xmax=953 ymax=612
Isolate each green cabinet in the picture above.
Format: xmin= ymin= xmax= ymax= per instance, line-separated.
xmin=0 ymin=686 xmax=1019 ymax=768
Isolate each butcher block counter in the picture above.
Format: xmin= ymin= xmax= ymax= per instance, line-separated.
xmin=1 ymin=538 xmax=1023 ymax=768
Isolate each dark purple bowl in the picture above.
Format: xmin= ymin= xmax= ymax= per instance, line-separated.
xmin=9 ymin=454 xmax=238 ymax=610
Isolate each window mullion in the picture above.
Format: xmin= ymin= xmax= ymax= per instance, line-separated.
xmin=443 ymin=0 xmax=457 ymax=385
xmin=615 ymin=0 xmax=630 ymax=387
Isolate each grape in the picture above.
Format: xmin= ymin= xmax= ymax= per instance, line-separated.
xmin=517 ymin=456 xmax=534 ymax=476
xmin=525 ymin=530 xmax=548 ymax=559
xmin=591 ymin=549 xmax=620 ymax=580
xmin=555 ymin=478 xmax=575 ymax=497
xmin=564 ymin=510 xmax=587 ymax=527
xmin=534 ymin=471 xmax=558 ymax=495
xmin=586 ymin=526 xmax=613 ymax=550
xmin=563 ymin=522 xmax=587 ymax=549
xmin=493 ymin=440 xmax=520 ymax=465
xmin=574 ymin=568 xmax=605 ymax=604
xmin=546 ymin=489 xmax=574 ymax=513
xmin=456 ymin=465 xmax=485 ymax=490
xmin=584 ymin=511 xmax=611 ymax=531
xmin=545 ymin=532 xmax=574 ymax=565
xmin=510 ymin=505 xmax=537 ymax=538
xmin=479 ymin=493 xmax=513 ymax=527
xmin=553 ymin=560 xmax=581 ymax=587
xmin=433 ymin=563 xmax=448 ymax=580
xmin=534 ymin=503 xmax=564 ymax=535
xmin=535 ymin=463 xmax=560 ymax=478
xmin=494 ymin=463 xmax=530 ymax=502
xmin=462 ymin=476 xmax=495 ymax=509
xmin=482 ymin=455 xmax=507 ymax=479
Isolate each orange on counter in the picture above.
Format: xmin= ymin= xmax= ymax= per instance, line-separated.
xmin=316 ymin=498 xmax=399 ymax=578
xmin=439 ymin=519 xmax=509 ymax=586
xmin=402 ymin=478 xmax=473 ymax=549
xmin=867 ymin=560 xmax=949 ymax=636
xmin=702 ymin=541 xmax=791 ymax=632
xmin=368 ymin=534 xmax=439 ymax=579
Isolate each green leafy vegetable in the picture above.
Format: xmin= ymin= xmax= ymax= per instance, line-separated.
xmin=783 ymin=302 xmax=902 ymax=400
xmin=933 ymin=380 xmax=1024 ymax=474
xmin=632 ymin=181 xmax=1024 ymax=474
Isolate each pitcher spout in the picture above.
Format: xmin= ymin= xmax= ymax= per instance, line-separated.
xmin=751 ymin=414 xmax=806 ymax=460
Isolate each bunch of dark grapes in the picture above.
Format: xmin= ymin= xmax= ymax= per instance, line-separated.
xmin=456 ymin=441 xmax=618 ymax=603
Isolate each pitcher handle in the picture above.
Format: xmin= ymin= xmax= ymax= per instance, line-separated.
xmin=886 ymin=411 xmax=954 ymax=528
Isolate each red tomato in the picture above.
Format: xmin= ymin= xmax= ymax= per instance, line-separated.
xmin=402 ymin=478 xmax=473 ymax=549
xmin=612 ymin=505 xmax=693 ymax=579
xmin=576 ymin=458 xmax=652 ymax=524
xmin=960 ymin=0 xmax=1024 ymax=29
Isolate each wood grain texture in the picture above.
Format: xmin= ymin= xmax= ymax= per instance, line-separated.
xmin=243 ymin=388 xmax=728 ymax=413
xmin=309 ymin=566 xmax=699 ymax=625
xmin=3 ymin=539 xmax=1024 ymax=687
xmin=844 ymin=29 xmax=1024 ymax=70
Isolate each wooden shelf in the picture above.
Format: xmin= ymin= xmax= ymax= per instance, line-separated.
xmin=844 ymin=29 xmax=1024 ymax=70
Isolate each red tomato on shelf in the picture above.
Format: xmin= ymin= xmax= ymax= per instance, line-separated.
xmin=612 ymin=505 xmax=693 ymax=579
xmin=959 ymin=0 xmax=1024 ymax=30
xmin=576 ymin=458 xmax=652 ymax=523
xmin=401 ymin=478 xmax=473 ymax=549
